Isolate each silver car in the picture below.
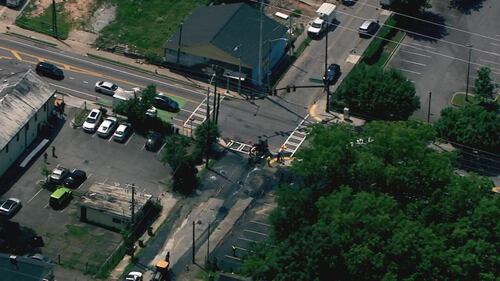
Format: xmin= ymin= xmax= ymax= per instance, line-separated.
xmin=0 ymin=198 xmax=22 ymax=218
xmin=95 ymin=81 xmax=120 ymax=96
xmin=97 ymin=117 xmax=118 ymax=138
xmin=113 ymin=123 xmax=132 ymax=143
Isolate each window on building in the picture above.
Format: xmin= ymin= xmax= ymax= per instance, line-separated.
xmin=35 ymin=112 xmax=38 ymax=121
xmin=16 ymin=133 xmax=19 ymax=142
xmin=5 ymin=144 xmax=8 ymax=153
xmin=43 ymin=103 xmax=47 ymax=112
xmin=25 ymin=121 xmax=29 ymax=131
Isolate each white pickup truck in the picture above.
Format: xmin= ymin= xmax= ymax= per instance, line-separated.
xmin=308 ymin=3 xmax=337 ymax=38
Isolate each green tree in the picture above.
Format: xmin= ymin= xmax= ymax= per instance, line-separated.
xmin=160 ymin=135 xmax=198 ymax=195
xmin=193 ymin=120 xmax=220 ymax=164
xmin=334 ymin=65 xmax=420 ymax=120
xmin=114 ymin=84 xmax=156 ymax=124
xmin=474 ymin=67 xmax=495 ymax=100
xmin=434 ymin=105 xmax=500 ymax=152
xmin=172 ymin=161 xmax=198 ymax=195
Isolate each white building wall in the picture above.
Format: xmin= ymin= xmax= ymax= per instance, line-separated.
xmin=0 ymin=98 xmax=53 ymax=177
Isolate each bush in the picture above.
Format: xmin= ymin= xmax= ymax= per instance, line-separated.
xmin=144 ymin=51 xmax=165 ymax=66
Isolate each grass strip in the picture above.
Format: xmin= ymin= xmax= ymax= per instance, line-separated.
xmin=5 ymin=31 xmax=58 ymax=47
xmin=15 ymin=2 xmax=71 ymax=40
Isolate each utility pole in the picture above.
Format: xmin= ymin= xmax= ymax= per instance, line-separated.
xmin=131 ymin=184 xmax=135 ymax=225
xmin=215 ymin=91 xmax=221 ymax=124
xmin=289 ymin=15 xmax=293 ymax=56
xmin=325 ymin=80 xmax=330 ymax=113
xmin=258 ymin=0 xmax=264 ymax=88
xmin=324 ymin=29 xmax=329 ymax=112
xmin=176 ymin=22 xmax=183 ymax=64
xmin=192 ymin=221 xmax=195 ymax=264
xmin=427 ymin=91 xmax=432 ymax=123
xmin=465 ymin=44 xmax=472 ymax=102
xmin=206 ymin=86 xmax=211 ymax=120
xmin=52 ymin=0 xmax=58 ymax=38
xmin=212 ymin=80 xmax=217 ymax=122
xmin=325 ymin=29 xmax=328 ymax=77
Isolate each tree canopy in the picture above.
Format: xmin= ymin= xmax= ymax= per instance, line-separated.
xmin=242 ymin=122 xmax=499 ymax=281
xmin=434 ymin=105 xmax=500 ymax=153
xmin=334 ymin=65 xmax=420 ymax=120
xmin=390 ymin=0 xmax=431 ymax=14
xmin=474 ymin=67 xmax=495 ymax=100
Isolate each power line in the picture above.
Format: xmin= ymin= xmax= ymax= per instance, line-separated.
xmin=249 ymin=0 xmax=500 ymax=70
xmin=353 ymin=0 xmax=500 ymax=43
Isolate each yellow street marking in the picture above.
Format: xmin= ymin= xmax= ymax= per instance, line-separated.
xmin=11 ymin=51 xmax=22 ymax=60
xmin=0 ymin=56 xmax=13 ymax=60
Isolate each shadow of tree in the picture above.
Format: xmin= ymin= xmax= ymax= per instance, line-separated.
xmin=449 ymin=0 xmax=486 ymax=14
xmin=397 ymin=11 xmax=448 ymax=42
xmin=0 ymin=221 xmax=41 ymax=255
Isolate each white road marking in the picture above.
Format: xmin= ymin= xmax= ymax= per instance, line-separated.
xmin=490 ymin=42 xmax=500 ymax=47
xmin=27 ymin=188 xmax=44 ymax=204
xmin=49 ymin=83 xmax=99 ymax=99
xmin=401 ymin=59 xmax=426 ymax=66
xmin=399 ymin=68 xmax=422 ymax=75
xmin=251 ymin=220 xmax=272 ymax=227
xmin=140 ymin=144 xmax=145 ymax=151
xmin=243 ymin=229 xmax=269 ymax=237
xmin=83 ymin=81 xmax=89 ymax=84
xmin=409 ymin=42 xmax=436 ymax=49
xmin=400 ymin=50 xmax=432 ymax=58
xmin=157 ymin=143 xmax=167 ymax=155
xmin=0 ymin=36 xmax=206 ymax=97
xmin=108 ymin=135 xmax=113 ymax=142
xmin=69 ymin=76 xmax=75 ymax=80
xmin=125 ymin=133 xmax=134 ymax=146
xmin=44 ymin=203 xmax=49 ymax=208
xmin=480 ymin=58 xmax=500 ymax=67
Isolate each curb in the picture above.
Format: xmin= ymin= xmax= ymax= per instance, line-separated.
xmin=383 ymin=31 xmax=406 ymax=70
xmin=86 ymin=53 xmax=204 ymax=90
xmin=5 ymin=31 xmax=58 ymax=47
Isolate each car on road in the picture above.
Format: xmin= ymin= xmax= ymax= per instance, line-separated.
xmin=113 ymin=123 xmax=132 ymax=143
xmin=35 ymin=62 xmax=64 ymax=80
xmin=0 ymin=198 xmax=22 ymax=218
xmin=82 ymin=109 xmax=103 ymax=133
xmin=153 ymin=94 xmax=179 ymax=112
xmin=359 ymin=20 xmax=379 ymax=37
xmin=95 ymin=81 xmax=121 ymax=96
xmin=124 ymin=271 xmax=143 ymax=281
xmin=323 ymin=63 xmax=341 ymax=84
xmin=49 ymin=187 xmax=72 ymax=209
xmin=63 ymin=169 xmax=87 ymax=189
xmin=97 ymin=116 xmax=118 ymax=138
xmin=48 ymin=166 xmax=70 ymax=185
xmin=145 ymin=131 xmax=163 ymax=151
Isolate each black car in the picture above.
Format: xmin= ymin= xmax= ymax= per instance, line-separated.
xmin=359 ymin=20 xmax=380 ymax=37
xmin=63 ymin=169 xmax=87 ymax=188
xmin=342 ymin=0 xmax=356 ymax=5
xmin=35 ymin=62 xmax=64 ymax=80
xmin=145 ymin=131 xmax=163 ymax=151
xmin=153 ymin=95 xmax=179 ymax=112
xmin=323 ymin=64 xmax=341 ymax=84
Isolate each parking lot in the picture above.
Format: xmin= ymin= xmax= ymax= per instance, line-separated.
xmin=0 ymin=105 xmax=172 ymax=273
xmin=388 ymin=0 xmax=500 ymax=121
xmin=212 ymin=191 xmax=275 ymax=273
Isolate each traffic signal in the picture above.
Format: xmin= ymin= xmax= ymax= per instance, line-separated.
xmin=286 ymin=86 xmax=290 ymax=93
xmin=292 ymin=85 xmax=296 ymax=92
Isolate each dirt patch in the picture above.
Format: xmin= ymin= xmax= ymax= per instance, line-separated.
xmin=89 ymin=4 xmax=116 ymax=33
xmin=30 ymin=0 xmax=95 ymax=20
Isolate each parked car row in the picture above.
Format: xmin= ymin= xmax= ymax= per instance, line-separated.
xmin=47 ymin=166 xmax=87 ymax=209
xmin=82 ymin=109 xmax=133 ymax=142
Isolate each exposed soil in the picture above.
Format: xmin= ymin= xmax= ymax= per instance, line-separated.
xmin=30 ymin=0 xmax=95 ymax=20
xmin=89 ymin=3 xmax=116 ymax=33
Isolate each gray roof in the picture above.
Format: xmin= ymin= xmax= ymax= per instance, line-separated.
xmin=79 ymin=182 xmax=152 ymax=219
xmin=0 ymin=70 xmax=55 ymax=151
xmin=165 ymin=3 xmax=288 ymax=68
xmin=0 ymin=254 xmax=54 ymax=281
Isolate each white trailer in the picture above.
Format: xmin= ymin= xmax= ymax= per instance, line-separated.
xmin=307 ymin=3 xmax=337 ymax=38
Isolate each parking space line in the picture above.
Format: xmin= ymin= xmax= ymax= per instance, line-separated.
xmin=251 ymin=220 xmax=272 ymax=227
xmin=157 ymin=143 xmax=167 ymax=155
xmin=108 ymin=136 xmax=114 ymax=142
xmin=83 ymin=81 xmax=89 ymax=84
xmin=409 ymin=42 xmax=436 ymax=50
xmin=69 ymin=76 xmax=75 ymax=80
xmin=234 ymin=245 xmax=252 ymax=252
xmin=243 ymin=229 xmax=269 ymax=237
xmin=224 ymin=255 xmax=242 ymax=261
xmin=401 ymin=59 xmax=426 ymax=66
xmin=27 ymin=188 xmax=44 ymax=204
xmin=400 ymin=50 xmax=431 ymax=58
xmin=44 ymin=203 xmax=49 ymax=208
xmin=140 ymin=144 xmax=145 ymax=151
xmin=399 ymin=69 xmax=421 ymax=75
xmin=491 ymin=42 xmax=500 ymax=47
xmin=125 ymin=133 xmax=134 ymax=146
xmin=237 ymin=237 xmax=260 ymax=243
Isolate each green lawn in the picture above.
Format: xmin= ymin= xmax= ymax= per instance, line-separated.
xmin=451 ymin=92 xmax=500 ymax=106
xmin=95 ymin=0 xmax=210 ymax=53
xmin=16 ymin=2 xmax=71 ymax=39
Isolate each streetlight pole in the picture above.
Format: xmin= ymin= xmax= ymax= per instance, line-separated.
xmin=233 ymin=44 xmax=243 ymax=96
xmin=465 ymin=44 xmax=472 ymax=102
xmin=427 ymin=91 xmax=432 ymax=123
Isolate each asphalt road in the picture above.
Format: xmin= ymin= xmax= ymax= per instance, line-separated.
xmin=388 ymin=0 xmax=500 ymax=121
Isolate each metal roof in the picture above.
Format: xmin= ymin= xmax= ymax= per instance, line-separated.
xmin=165 ymin=3 xmax=288 ymax=68
xmin=0 ymin=70 xmax=55 ymax=151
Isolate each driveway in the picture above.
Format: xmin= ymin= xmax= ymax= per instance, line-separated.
xmin=388 ymin=0 xmax=500 ymax=121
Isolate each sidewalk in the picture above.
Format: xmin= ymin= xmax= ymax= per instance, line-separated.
xmin=308 ymin=97 xmax=366 ymax=126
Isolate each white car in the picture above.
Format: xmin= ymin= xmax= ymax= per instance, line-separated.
xmin=124 ymin=271 xmax=143 ymax=281
xmin=113 ymin=123 xmax=132 ymax=143
xmin=49 ymin=166 xmax=69 ymax=184
xmin=82 ymin=109 xmax=102 ymax=133
xmin=97 ymin=117 xmax=118 ymax=138
xmin=95 ymin=81 xmax=121 ymax=96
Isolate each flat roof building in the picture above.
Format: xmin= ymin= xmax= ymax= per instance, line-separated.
xmin=0 ymin=253 xmax=54 ymax=281
xmin=78 ymin=183 xmax=153 ymax=231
